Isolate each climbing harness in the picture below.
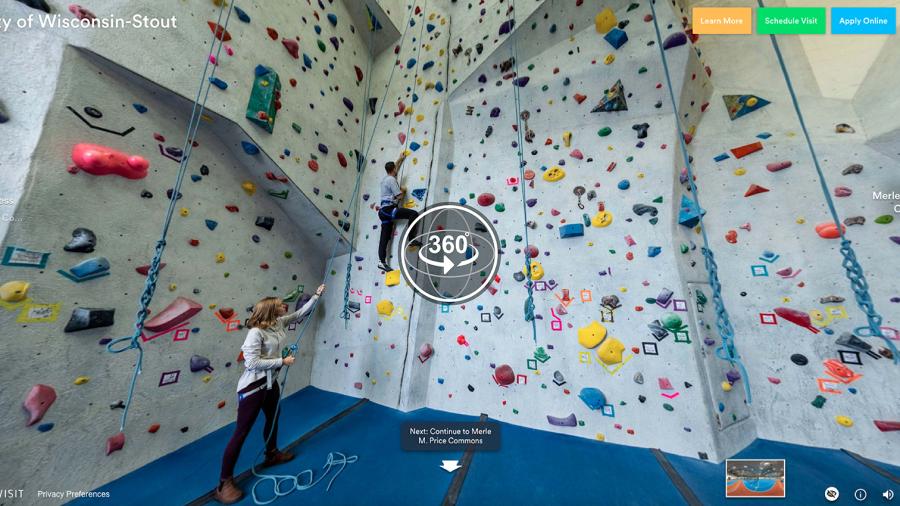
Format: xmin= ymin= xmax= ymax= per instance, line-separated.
xmin=107 ymin=0 xmax=237 ymax=434
xmin=507 ymin=0 xmax=538 ymax=344
xmin=758 ymin=0 xmax=897 ymax=365
xmin=648 ymin=2 xmax=752 ymax=402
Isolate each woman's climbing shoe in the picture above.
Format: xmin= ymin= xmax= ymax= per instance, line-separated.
xmin=214 ymin=478 xmax=243 ymax=504
xmin=262 ymin=450 xmax=295 ymax=468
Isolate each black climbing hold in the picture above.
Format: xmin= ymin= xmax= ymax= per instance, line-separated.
xmin=251 ymin=235 xmax=261 ymax=243
xmin=638 ymin=395 xmax=646 ymax=403
xmin=14 ymin=0 xmax=50 ymax=12
xmin=255 ymin=216 xmax=275 ymax=231
xmin=63 ymin=227 xmax=97 ymax=253
xmin=513 ymin=271 xmax=526 ymax=282
xmin=790 ymin=353 xmax=808 ymax=366
xmin=166 ymin=189 xmax=183 ymax=200
xmin=368 ymin=97 xmax=377 ymax=114
xmin=467 ymin=384 xmax=475 ymax=392
xmin=632 ymin=123 xmax=649 ymax=139
xmin=180 ymin=426 xmax=189 ymax=433
xmin=110 ymin=400 xmax=125 ymax=410
xmin=200 ymin=165 xmax=209 ymax=176
xmin=141 ymin=190 xmax=153 ymax=198
xmin=84 ymin=106 xmax=102 ymax=118
xmin=165 ymin=146 xmax=183 ymax=158
xmin=0 ymin=100 xmax=8 ymax=123
xmin=64 ymin=308 xmax=115 ymax=332
xmin=190 ymin=355 xmax=211 ymax=372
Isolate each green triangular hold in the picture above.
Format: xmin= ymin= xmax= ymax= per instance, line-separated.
xmin=652 ymin=196 xmax=664 ymax=203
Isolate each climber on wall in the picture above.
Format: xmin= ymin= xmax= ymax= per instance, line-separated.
xmin=215 ymin=284 xmax=326 ymax=504
xmin=377 ymin=151 xmax=422 ymax=272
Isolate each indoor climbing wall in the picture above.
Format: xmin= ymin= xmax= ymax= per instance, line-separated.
xmin=0 ymin=44 xmax=335 ymax=493
xmin=418 ymin=0 xmax=733 ymax=461
xmin=668 ymin=0 xmax=900 ymax=466
xmin=310 ymin=2 xmax=453 ymax=408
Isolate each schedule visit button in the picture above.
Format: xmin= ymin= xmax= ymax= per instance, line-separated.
xmin=832 ymin=7 xmax=896 ymax=34
xmin=758 ymin=7 xmax=827 ymax=34
xmin=692 ymin=7 xmax=752 ymax=34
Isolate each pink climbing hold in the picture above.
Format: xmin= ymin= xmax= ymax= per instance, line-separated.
xmin=144 ymin=296 xmax=202 ymax=333
xmin=395 ymin=101 xmax=406 ymax=117
xmin=570 ymin=149 xmax=584 ymax=160
xmin=398 ymin=132 xmax=406 ymax=145
xmin=68 ymin=4 xmax=96 ymax=21
xmin=766 ymin=161 xmax=792 ymax=172
xmin=106 ymin=432 xmax=126 ymax=455
xmin=493 ymin=364 xmax=515 ymax=386
xmin=23 ymin=384 xmax=57 ymax=426
xmin=135 ymin=263 xmax=166 ymax=276
xmin=281 ymin=38 xmax=300 ymax=59
xmin=834 ymin=186 xmax=852 ymax=197
xmin=767 ymin=377 xmax=781 ymax=384
xmin=477 ymin=193 xmax=495 ymax=206
xmin=71 ymin=143 xmax=150 ymax=179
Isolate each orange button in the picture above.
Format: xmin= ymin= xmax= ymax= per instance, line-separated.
xmin=692 ymin=7 xmax=752 ymax=34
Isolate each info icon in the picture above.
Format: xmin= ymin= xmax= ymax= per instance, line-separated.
xmin=399 ymin=203 xmax=500 ymax=305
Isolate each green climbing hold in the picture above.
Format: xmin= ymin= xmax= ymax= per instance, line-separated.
xmin=661 ymin=313 xmax=683 ymax=331
xmin=514 ymin=234 xmax=522 ymax=242
xmin=645 ymin=298 xmax=656 ymax=304
xmin=652 ymin=196 xmax=664 ymax=203
xmin=284 ymin=251 xmax=293 ymax=258
xmin=469 ymin=193 xmax=475 ymax=199
xmin=583 ymin=214 xmax=591 ymax=227
xmin=696 ymin=291 xmax=708 ymax=306
xmin=638 ymin=66 xmax=648 ymax=73
xmin=317 ymin=39 xmax=326 ymax=52
xmin=680 ymin=244 xmax=689 ymax=254
xmin=512 ymin=408 xmax=519 ymax=414
xmin=224 ymin=272 xmax=230 ymax=278
xmin=663 ymin=403 xmax=674 ymax=411
xmin=625 ymin=156 xmax=634 ymax=162
xmin=578 ymin=420 xmax=585 ymax=426
xmin=874 ymin=215 xmax=893 ymax=224
xmin=542 ymin=85 xmax=549 ymax=91
xmin=811 ymin=395 xmax=826 ymax=408
xmin=598 ymin=127 xmax=612 ymax=137
xmin=292 ymin=123 xmax=302 ymax=134
xmin=325 ymin=194 xmax=333 ymax=200
xmin=528 ymin=64 xmax=535 ymax=71
xmin=495 ymin=203 xmax=506 ymax=212
xmin=649 ymin=217 xmax=658 ymax=225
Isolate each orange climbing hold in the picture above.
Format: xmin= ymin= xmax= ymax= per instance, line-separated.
xmin=815 ymin=222 xmax=845 ymax=239
xmin=574 ymin=93 xmax=587 ymax=104
xmin=730 ymin=141 xmax=763 ymax=159
xmin=744 ymin=184 xmax=769 ymax=197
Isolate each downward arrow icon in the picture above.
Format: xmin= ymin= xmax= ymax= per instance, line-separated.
xmin=440 ymin=460 xmax=463 ymax=472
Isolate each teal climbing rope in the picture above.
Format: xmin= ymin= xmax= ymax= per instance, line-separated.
xmin=106 ymin=0 xmax=236 ymax=432
xmin=398 ymin=0 xmax=430 ymax=181
xmin=340 ymin=0 xmax=423 ymax=324
xmin=507 ymin=0 xmax=538 ymax=344
xmin=758 ymin=0 xmax=897 ymax=364
xmin=648 ymin=2 xmax=752 ymax=402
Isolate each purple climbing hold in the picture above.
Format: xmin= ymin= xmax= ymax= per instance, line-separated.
xmin=478 ymin=74 xmax=487 ymax=84
xmin=663 ymin=32 xmax=687 ymax=50
xmin=329 ymin=36 xmax=339 ymax=50
xmin=513 ymin=76 xmax=530 ymax=87
xmin=547 ymin=413 xmax=577 ymax=427
xmin=318 ymin=143 xmax=328 ymax=155
xmin=725 ymin=369 xmax=741 ymax=383
xmin=490 ymin=107 xmax=501 ymax=118
xmin=499 ymin=19 xmax=515 ymax=35
xmin=891 ymin=236 xmax=900 ymax=245
xmin=342 ymin=97 xmax=353 ymax=111
xmin=526 ymin=198 xmax=537 ymax=207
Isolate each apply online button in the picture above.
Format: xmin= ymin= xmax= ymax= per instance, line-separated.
xmin=832 ymin=7 xmax=896 ymax=34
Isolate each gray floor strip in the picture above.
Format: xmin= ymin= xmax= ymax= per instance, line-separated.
xmin=652 ymin=448 xmax=703 ymax=506
xmin=441 ymin=414 xmax=488 ymax=506
xmin=842 ymin=448 xmax=900 ymax=485
xmin=186 ymin=397 xmax=369 ymax=506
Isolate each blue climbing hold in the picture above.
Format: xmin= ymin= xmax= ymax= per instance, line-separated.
xmin=447 ymin=162 xmax=455 ymax=170
xmin=409 ymin=142 xmax=421 ymax=151
xmin=209 ymin=77 xmax=228 ymax=90
xmin=327 ymin=13 xmax=337 ymax=26
xmin=648 ymin=246 xmax=662 ymax=258
xmin=205 ymin=219 xmax=218 ymax=231
xmin=241 ymin=141 xmax=259 ymax=155
xmin=426 ymin=23 xmax=435 ymax=33
xmin=618 ymin=179 xmax=630 ymax=190
xmin=435 ymin=81 xmax=444 ymax=92
xmin=190 ymin=174 xmax=202 ymax=182
xmin=303 ymin=53 xmax=313 ymax=68
xmin=578 ymin=387 xmax=606 ymax=410
xmin=234 ymin=6 xmax=250 ymax=23
xmin=422 ymin=61 xmax=434 ymax=71
xmin=604 ymin=28 xmax=629 ymax=49
xmin=559 ymin=223 xmax=584 ymax=239
xmin=411 ymin=188 xmax=427 ymax=201
xmin=254 ymin=64 xmax=271 ymax=77
xmin=406 ymin=58 xmax=417 ymax=69
xmin=132 ymin=103 xmax=148 ymax=114
xmin=677 ymin=195 xmax=705 ymax=228
xmin=37 ymin=423 xmax=54 ymax=432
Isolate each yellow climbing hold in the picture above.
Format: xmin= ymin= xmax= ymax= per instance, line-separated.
xmin=74 ymin=376 xmax=90 ymax=385
xmin=836 ymin=415 xmax=853 ymax=427
xmin=721 ymin=381 xmax=733 ymax=392
xmin=203 ymin=375 xmax=212 ymax=383
xmin=619 ymin=287 xmax=628 ymax=293
xmin=542 ymin=166 xmax=565 ymax=182
xmin=734 ymin=168 xmax=746 ymax=176
xmin=416 ymin=114 xmax=425 ymax=122
xmin=591 ymin=209 xmax=613 ymax=228
xmin=0 ymin=281 xmax=30 ymax=303
xmin=168 ymin=283 xmax=177 ymax=291
xmin=385 ymin=270 xmax=401 ymax=287
xmin=208 ymin=303 xmax=217 ymax=309
xmin=562 ymin=131 xmax=572 ymax=147
xmin=215 ymin=252 xmax=226 ymax=263
xmin=597 ymin=337 xmax=625 ymax=365
xmin=578 ymin=321 xmax=607 ymax=349
xmin=376 ymin=299 xmax=394 ymax=316
xmin=180 ymin=207 xmax=190 ymax=217
xmin=403 ymin=199 xmax=417 ymax=209
xmin=525 ymin=261 xmax=544 ymax=280
xmin=595 ymin=8 xmax=616 ymax=33
xmin=746 ymin=97 xmax=758 ymax=107
xmin=596 ymin=433 xmax=606 ymax=441
xmin=242 ymin=181 xmax=256 ymax=195
xmin=796 ymin=217 xmax=806 ymax=224
xmin=604 ymin=54 xmax=615 ymax=65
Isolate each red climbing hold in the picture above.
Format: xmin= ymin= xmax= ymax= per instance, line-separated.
xmin=308 ymin=160 xmax=319 ymax=172
xmin=266 ymin=27 xmax=278 ymax=40
xmin=106 ymin=432 xmax=125 ymax=455
xmin=725 ymin=230 xmax=738 ymax=243
xmin=260 ymin=263 xmax=269 ymax=270
xmin=282 ymin=38 xmax=299 ymax=59
xmin=148 ymin=423 xmax=160 ymax=433
xmin=744 ymin=184 xmax=769 ymax=197
xmin=144 ymin=297 xmax=203 ymax=333
xmin=71 ymin=143 xmax=150 ymax=179
xmin=774 ymin=307 xmax=821 ymax=333
xmin=354 ymin=65 xmax=364 ymax=82
xmin=225 ymin=205 xmax=239 ymax=212
xmin=135 ymin=263 xmax=166 ymax=276
xmin=477 ymin=193 xmax=496 ymax=206
xmin=493 ymin=364 xmax=515 ymax=386
xmin=23 ymin=384 xmax=57 ymax=426
xmin=207 ymin=21 xmax=232 ymax=41
xmin=874 ymin=420 xmax=900 ymax=432
xmin=337 ymin=152 xmax=348 ymax=168
xmin=730 ymin=141 xmax=763 ymax=159
xmin=574 ymin=93 xmax=587 ymax=104
xmin=217 ymin=400 xmax=227 ymax=409
xmin=219 ymin=308 xmax=235 ymax=319
xmin=189 ymin=239 xmax=200 ymax=247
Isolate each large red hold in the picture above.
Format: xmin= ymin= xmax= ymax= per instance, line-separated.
xmin=477 ymin=193 xmax=495 ymax=206
xmin=71 ymin=143 xmax=150 ymax=179
xmin=281 ymin=38 xmax=299 ymax=59
xmin=106 ymin=432 xmax=126 ymax=455
xmin=23 ymin=384 xmax=56 ymax=426
xmin=144 ymin=296 xmax=202 ymax=333
xmin=493 ymin=364 xmax=515 ymax=386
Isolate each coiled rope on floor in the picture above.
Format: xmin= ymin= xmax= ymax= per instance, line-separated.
xmin=648 ymin=1 xmax=752 ymax=402
xmin=758 ymin=0 xmax=897 ymax=364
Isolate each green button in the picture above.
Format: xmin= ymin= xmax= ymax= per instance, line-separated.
xmin=757 ymin=7 xmax=826 ymax=34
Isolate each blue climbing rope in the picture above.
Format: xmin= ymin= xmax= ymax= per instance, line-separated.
xmin=340 ymin=0 xmax=423 ymax=324
xmin=758 ymin=0 xmax=897 ymax=364
xmin=399 ymin=0 xmax=430 ymax=180
xmin=648 ymin=2 xmax=752 ymax=402
xmin=249 ymin=4 xmax=425 ymax=503
xmin=507 ymin=0 xmax=538 ymax=344
xmin=106 ymin=0 xmax=236 ymax=432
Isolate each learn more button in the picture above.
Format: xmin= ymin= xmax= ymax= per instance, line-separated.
xmin=832 ymin=7 xmax=896 ymax=34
